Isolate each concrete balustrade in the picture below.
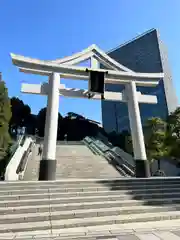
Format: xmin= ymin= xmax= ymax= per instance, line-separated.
xmin=5 ymin=137 xmax=34 ymax=181
xmin=18 ymin=141 xmax=35 ymax=180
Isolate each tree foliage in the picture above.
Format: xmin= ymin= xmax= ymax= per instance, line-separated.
xmin=106 ymin=130 xmax=133 ymax=154
xmin=9 ymin=97 xmax=31 ymax=135
xmin=144 ymin=117 xmax=168 ymax=169
xmin=36 ymin=107 xmax=62 ymax=138
xmin=36 ymin=108 xmax=47 ymax=137
xmin=9 ymin=97 xmax=102 ymax=141
xmin=59 ymin=112 xmax=98 ymax=140
xmin=0 ymin=81 xmax=11 ymax=150
xmin=166 ymin=107 xmax=180 ymax=158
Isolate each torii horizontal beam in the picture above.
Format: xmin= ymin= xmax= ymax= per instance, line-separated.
xmin=21 ymin=83 xmax=157 ymax=104
xmin=11 ymin=53 xmax=163 ymax=87
xmin=19 ymin=67 xmax=160 ymax=87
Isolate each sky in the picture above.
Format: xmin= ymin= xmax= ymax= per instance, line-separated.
xmin=0 ymin=0 xmax=180 ymax=122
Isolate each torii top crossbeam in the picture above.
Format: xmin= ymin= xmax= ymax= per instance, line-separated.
xmin=10 ymin=44 xmax=163 ymax=87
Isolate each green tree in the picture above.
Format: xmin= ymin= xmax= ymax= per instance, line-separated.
xmin=144 ymin=117 xmax=168 ymax=171
xmin=167 ymin=107 xmax=180 ymax=138
xmin=37 ymin=107 xmax=63 ymax=137
xmin=0 ymin=81 xmax=11 ymax=151
xmin=9 ymin=97 xmax=31 ymax=135
xmin=36 ymin=108 xmax=46 ymax=137
xmin=166 ymin=107 xmax=180 ymax=158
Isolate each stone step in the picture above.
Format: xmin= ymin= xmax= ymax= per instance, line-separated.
xmin=4 ymin=177 xmax=180 ymax=183
xmin=2 ymin=218 xmax=180 ymax=240
xmin=0 ymin=186 xmax=179 ymax=197
xmin=55 ymin=172 xmax=121 ymax=175
xmin=55 ymin=177 xmax=121 ymax=180
xmin=55 ymin=166 xmax=115 ymax=168
xmin=1 ymin=196 xmax=180 ymax=211
xmin=35 ymin=210 xmax=180 ymax=229
xmin=56 ymin=155 xmax=96 ymax=157
xmin=1 ymin=219 xmax=180 ymax=240
xmin=2 ymin=179 xmax=180 ymax=189
xmin=55 ymin=167 xmax=112 ymax=170
xmin=56 ymin=156 xmax=97 ymax=158
xmin=21 ymin=177 xmax=180 ymax=182
xmin=2 ymin=183 xmax=180 ymax=195
xmin=55 ymin=165 xmax=111 ymax=168
xmin=0 ymin=185 xmax=180 ymax=196
xmin=1 ymin=205 xmax=180 ymax=224
xmin=55 ymin=175 xmax=121 ymax=178
xmin=2 ymin=192 xmax=180 ymax=207
xmin=55 ymin=155 xmax=105 ymax=158
xmin=12 ymin=236 xmax=98 ymax=240
xmin=57 ymin=159 xmax=104 ymax=161
xmin=0 ymin=210 xmax=180 ymax=234
xmin=1 ymin=187 xmax=180 ymax=201
xmin=1 ymin=197 xmax=180 ymax=215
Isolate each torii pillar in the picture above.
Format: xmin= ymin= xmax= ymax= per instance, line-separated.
xmin=126 ymin=81 xmax=150 ymax=178
xmin=39 ymin=72 xmax=60 ymax=181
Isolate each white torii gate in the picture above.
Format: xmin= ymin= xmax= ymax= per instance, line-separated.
xmin=10 ymin=44 xmax=164 ymax=180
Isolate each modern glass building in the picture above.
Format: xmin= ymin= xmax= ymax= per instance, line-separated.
xmin=101 ymin=29 xmax=178 ymax=133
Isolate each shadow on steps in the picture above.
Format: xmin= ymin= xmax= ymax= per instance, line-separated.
xmin=97 ymin=178 xmax=180 ymax=208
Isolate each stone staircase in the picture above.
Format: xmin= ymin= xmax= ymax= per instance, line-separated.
xmin=1 ymin=178 xmax=180 ymax=239
xmin=23 ymin=143 xmax=122 ymax=181
xmin=55 ymin=144 xmax=121 ymax=178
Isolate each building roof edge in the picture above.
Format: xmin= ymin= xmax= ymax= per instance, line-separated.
xmin=107 ymin=28 xmax=157 ymax=54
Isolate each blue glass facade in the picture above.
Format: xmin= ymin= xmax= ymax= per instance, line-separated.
xmin=101 ymin=29 xmax=178 ymax=133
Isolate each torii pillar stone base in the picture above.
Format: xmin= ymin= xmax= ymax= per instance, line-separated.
xmin=39 ymin=160 xmax=57 ymax=181
xmin=135 ymin=159 xmax=151 ymax=178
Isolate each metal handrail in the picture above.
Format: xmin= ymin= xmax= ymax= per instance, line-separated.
xmin=84 ymin=136 xmax=131 ymax=176
xmin=87 ymin=136 xmax=135 ymax=176
xmin=16 ymin=141 xmax=34 ymax=174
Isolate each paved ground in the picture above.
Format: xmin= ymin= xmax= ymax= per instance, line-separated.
xmin=2 ymin=229 xmax=180 ymax=239
xmin=110 ymin=230 xmax=180 ymax=239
